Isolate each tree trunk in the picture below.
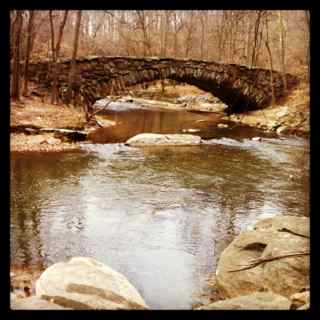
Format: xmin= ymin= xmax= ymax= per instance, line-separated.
xmin=278 ymin=11 xmax=287 ymax=92
xmin=11 ymin=10 xmax=23 ymax=101
xmin=23 ymin=11 xmax=35 ymax=97
xmin=264 ymin=14 xmax=275 ymax=106
xmin=305 ymin=10 xmax=310 ymax=80
xmin=67 ymin=11 xmax=83 ymax=114
xmin=251 ymin=11 xmax=262 ymax=67
xmin=246 ymin=18 xmax=251 ymax=65
xmin=49 ymin=10 xmax=69 ymax=105
xmin=199 ymin=13 xmax=205 ymax=59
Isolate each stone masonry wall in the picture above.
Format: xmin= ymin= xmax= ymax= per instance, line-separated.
xmin=26 ymin=56 xmax=299 ymax=113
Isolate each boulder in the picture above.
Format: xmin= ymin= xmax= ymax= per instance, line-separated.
xmin=11 ymin=296 xmax=68 ymax=310
xmin=290 ymin=291 xmax=310 ymax=309
xmin=197 ymin=291 xmax=291 ymax=310
xmin=125 ymin=133 xmax=202 ymax=146
xmin=35 ymin=257 xmax=148 ymax=310
xmin=216 ymin=215 xmax=309 ymax=299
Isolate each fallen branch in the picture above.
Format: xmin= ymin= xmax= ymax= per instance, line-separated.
xmin=228 ymin=251 xmax=309 ymax=273
xmin=87 ymin=96 xmax=120 ymax=122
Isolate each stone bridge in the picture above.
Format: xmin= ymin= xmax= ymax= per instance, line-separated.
xmin=26 ymin=56 xmax=299 ymax=113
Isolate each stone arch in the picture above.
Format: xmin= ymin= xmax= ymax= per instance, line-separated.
xmin=26 ymin=56 xmax=299 ymax=113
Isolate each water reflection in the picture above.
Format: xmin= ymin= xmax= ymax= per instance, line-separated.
xmin=10 ymin=129 xmax=309 ymax=309
xmin=89 ymin=108 xmax=224 ymax=143
xmin=10 ymin=153 xmax=92 ymax=268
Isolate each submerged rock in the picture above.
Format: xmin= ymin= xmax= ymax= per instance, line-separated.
xmin=215 ymin=215 xmax=309 ymax=299
xmin=126 ymin=133 xmax=202 ymax=146
xmin=197 ymin=291 xmax=291 ymax=310
xmin=35 ymin=257 xmax=148 ymax=310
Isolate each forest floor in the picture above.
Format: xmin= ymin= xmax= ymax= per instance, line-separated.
xmin=11 ymin=97 xmax=87 ymax=152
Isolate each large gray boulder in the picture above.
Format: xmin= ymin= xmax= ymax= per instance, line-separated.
xmin=126 ymin=133 xmax=202 ymax=146
xmin=35 ymin=257 xmax=148 ymax=310
xmin=197 ymin=291 xmax=291 ymax=310
xmin=11 ymin=296 xmax=69 ymax=310
xmin=216 ymin=215 xmax=309 ymax=299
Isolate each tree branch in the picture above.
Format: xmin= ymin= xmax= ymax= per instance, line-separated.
xmin=228 ymin=251 xmax=309 ymax=273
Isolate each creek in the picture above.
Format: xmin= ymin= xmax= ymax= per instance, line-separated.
xmin=10 ymin=104 xmax=309 ymax=309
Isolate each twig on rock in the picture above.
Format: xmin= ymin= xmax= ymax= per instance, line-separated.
xmin=228 ymin=251 xmax=309 ymax=273
xmin=278 ymin=227 xmax=310 ymax=239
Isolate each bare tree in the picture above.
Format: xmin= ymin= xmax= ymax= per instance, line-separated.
xmin=264 ymin=12 xmax=275 ymax=105
xmin=11 ymin=10 xmax=23 ymax=101
xmin=67 ymin=11 xmax=84 ymax=114
xmin=278 ymin=11 xmax=287 ymax=91
xmin=304 ymin=10 xmax=310 ymax=79
xmin=251 ymin=11 xmax=263 ymax=67
xmin=49 ymin=10 xmax=69 ymax=104
xmin=184 ymin=11 xmax=196 ymax=58
xmin=135 ymin=11 xmax=152 ymax=56
xmin=172 ymin=11 xmax=184 ymax=58
xmin=199 ymin=11 xmax=208 ymax=59
xmin=160 ymin=11 xmax=170 ymax=57
xmin=22 ymin=11 xmax=36 ymax=96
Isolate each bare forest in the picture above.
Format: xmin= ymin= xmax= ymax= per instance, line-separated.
xmin=10 ymin=10 xmax=310 ymax=310
xmin=10 ymin=10 xmax=309 ymax=101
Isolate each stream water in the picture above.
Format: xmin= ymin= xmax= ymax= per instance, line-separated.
xmin=10 ymin=106 xmax=309 ymax=309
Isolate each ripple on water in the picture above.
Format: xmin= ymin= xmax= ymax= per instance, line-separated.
xmin=10 ymin=132 xmax=309 ymax=309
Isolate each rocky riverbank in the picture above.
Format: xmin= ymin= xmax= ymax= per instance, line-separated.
xmin=222 ymin=82 xmax=309 ymax=137
xmin=10 ymin=215 xmax=309 ymax=310
xmin=11 ymin=98 xmax=87 ymax=152
xmin=130 ymin=79 xmax=310 ymax=137
xmin=10 ymin=78 xmax=309 ymax=153
xmin=197 ymin=215 xmax=310 ymax=310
